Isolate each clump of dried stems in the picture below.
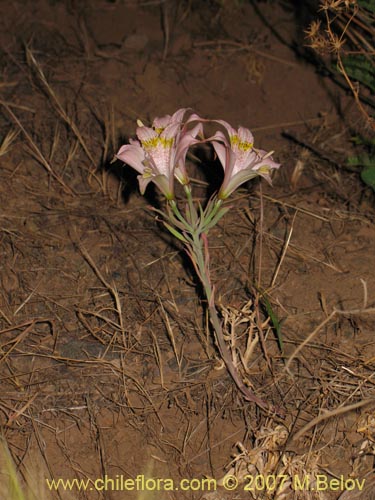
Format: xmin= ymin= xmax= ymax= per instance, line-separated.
xmin=305 ymin=0 xmax=375 ymax=130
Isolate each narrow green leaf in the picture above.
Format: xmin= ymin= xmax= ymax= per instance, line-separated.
xmin=358 ymin=0 xmax=375 ymax=13
xmin=261 ymin=294 xmax=283 ymax=353
xmin=347 ymin=154 xmax=375 ymax=168
xmin=351 ymin=135 xmax=375 ymax=147
xmin=163 ymin=222 xmax=188 ymax=242
xmin=202 ymin=207 xmax=230 ymax=232
xmin=361 ymin=166 xmax=375 ymax=191
xmin=342 ymin=55 xmax=375 ymax=93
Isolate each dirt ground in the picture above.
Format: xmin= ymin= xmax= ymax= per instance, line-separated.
xmin=1 ymin=1 xmax=375 ymax=499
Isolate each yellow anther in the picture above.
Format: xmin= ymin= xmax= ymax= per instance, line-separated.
xmin=142 ymin=137 xmax=173 ymax=149
xmin=230 ymin=135 xmax=253 ymax=151
xmin=142 ymin=167 xmax=153 ymax=179
xmin=258 ymin=166 xmax=270 ymax=174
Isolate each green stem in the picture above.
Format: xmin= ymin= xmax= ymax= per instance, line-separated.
xmin=190 ymin=232 xmax=272 ymax=412
xmin=165 ymin=193 xmax=282 ymax=414
xmin=184 ymin=184 xmax=199 ymax=227
xmin=169 ymin=200 xmax=194 ymax=232
xmin=192 ymin=232 xmax=212 ymax=302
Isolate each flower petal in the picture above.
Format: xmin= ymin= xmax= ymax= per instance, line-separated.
xmin=211 ymin=138 xmax=228 ymax=171
xmin=218 ymin=169 xmax=260 ymax=199
xmin=213 ymin=119 xmax=238 ymax=140
xmin=162 ymin=121 xmax=181 ymax=140
xmin=153 ymin=114 xmax=172 ymax=130
xmin=175 ymin=130 xmax=200 ymax=162
xmin=171 ymin=107 xmax=188 ymax=123
xmin=137 ymin=174 xmax=152 ymax=195
xmin=116 ymin=143 xmax=146 ymax=175
xmin=137 ymin=126 xmax=158 ymax=144
xmin=237 ymin=126 xmax=254 ymax=146
xmin=153 ymin=108 xmax=187 ymax=130
xmin=188 ymin=121 xmax=204 ymax=140
xmin=152 ymin=174 xmax=174 ymax=199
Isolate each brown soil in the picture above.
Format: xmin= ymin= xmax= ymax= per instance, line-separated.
xmin=1 ymin=1 xmax=375 ymax=499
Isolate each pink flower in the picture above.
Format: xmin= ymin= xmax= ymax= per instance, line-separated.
xmin=116 ymin=109 xmax=202 ymax=200
xmin=211 ymin=120 xmax=280 ymax=199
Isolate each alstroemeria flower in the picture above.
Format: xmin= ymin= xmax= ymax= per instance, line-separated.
xmin=116 ymin=109 xmax=202 ymax=200
xmin=211 ymin=120 xmax=280 ymax=199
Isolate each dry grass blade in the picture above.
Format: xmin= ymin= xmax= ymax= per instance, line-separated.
xmin=14 ymin=279 xmax=43 ymax=316
xmin=61 ymin=138 xmax=79 ymax=178
xmin=0 ymin=129 xmax=19 ymax=157
xmin=97 ymin=104 xmax=120 ymax=199
xmin=86 ymin=396 xmax=108 ymax=480
xmin=285 ymin=299 xmax=375 ymax=373
xmin=1 ymin=102 xmax=75 ymax=195
xmin=0 ymin=321 xmax=36 ymax=365
xmin=149 ymin=329 xmax=165 ymax=389
xmin=267 ymin=231 xmax=343 ymax=272
xmin=193 ymin=39 xmax=298 ymax=68
xmin=251 ymin=116 xmax=326 ymax=132
xmin=6 ymin=392 xmax=39 ymax=427
xmin=161 ymin=0 xmax=170 ymax=60
xmin=49 ymin=123 xmax=60 ymax=163
xmin=257 ymin=194 xmax=330 ymax=222
xmin=0 ymin=81 xmax=18 ymax=89
xmin=157 ymin=295 xmax=182 ymax=372
xmin=292 ymin=399 xmax=375 ymax=443
xmin=75 ymin=240 xmax=126 ymax=346
xmin=283 ymin=130 xmax=356 ymax=173
xmin=118 ymin=368 xmax=166 ymax=429
xmin=284 ymin=311 xmax=337 ymax=373
xmin=31 ymin=420 xmax=64 ymax=500
xmin=25 ymin=47 xmax=96 ymax=167
xmin=270 ymin=211 xmax=296 ymax=288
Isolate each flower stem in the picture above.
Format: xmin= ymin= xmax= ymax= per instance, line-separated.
xmin=191 ymin=231 xmax=272 ymax=412
xmin=167 ymin=196 xmax=282 ymax=415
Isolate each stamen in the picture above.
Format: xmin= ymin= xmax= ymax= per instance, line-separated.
xmin=142 ymin=137 xmax=174 ymax=149
xmin=142 ymin=167 xmax=153 ymax=179
xmin=230 ymin=134 xmax=253 ymax=151
xmin=258 ymin=166 xmax=270 ymax=174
